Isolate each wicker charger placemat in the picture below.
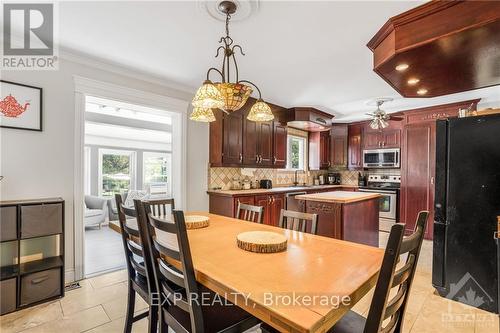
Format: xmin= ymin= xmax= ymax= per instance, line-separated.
xmin=236 ymin=231 xmax=287 ymax=253
xmin=185 ymin=215 xmax=210 ymax=229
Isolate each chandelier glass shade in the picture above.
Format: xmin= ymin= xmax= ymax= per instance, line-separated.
xmin=189 ymin=107 xmax=216 ymax=122
xmin=191 ymin=80 xmax=225 ymax=109
xmin=215 ymin=82 xmax=253 ymax=112
xmin=247 ymin=99 xmax=274 ymax=122
xmin=190 ymin=1 xmax=273 ymax=122
xmin=369 ymin=117 xmax=389 ymax=130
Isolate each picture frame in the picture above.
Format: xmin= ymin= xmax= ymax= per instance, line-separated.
xmin=0 ymin=80 xmax=43 ymax=131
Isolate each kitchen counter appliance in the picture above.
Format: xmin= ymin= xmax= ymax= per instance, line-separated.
xmin=358 ymin=174 xmax=400 ymax=232
xmin=259 ymin=179 xmax=272 ymax=189
xmin=363 ymin=148 xmax=400 ymax=168
xmin=328 ymin=173 xmax=341 ymax=185
xmin=433 ymin=114 xmax=500 ymax=313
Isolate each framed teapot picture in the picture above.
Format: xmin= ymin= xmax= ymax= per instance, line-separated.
xmin=0 ymin=80 xmax=42 ymax=131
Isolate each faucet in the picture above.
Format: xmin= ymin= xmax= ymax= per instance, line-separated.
xmin=293 ymin=169 xmax=304 ymax=186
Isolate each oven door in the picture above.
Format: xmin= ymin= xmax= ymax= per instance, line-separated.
xmin=358 ymin=189 xmax=397 ymax=220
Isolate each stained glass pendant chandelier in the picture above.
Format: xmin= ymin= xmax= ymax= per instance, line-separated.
xmin=190 ymin=1 xmax=273 ymax=122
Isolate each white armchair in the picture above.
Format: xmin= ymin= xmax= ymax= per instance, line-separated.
xmin=84 ymin=195 xmax=108 ymax=229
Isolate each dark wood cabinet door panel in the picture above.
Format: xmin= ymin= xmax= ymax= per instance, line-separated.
xmin=242 ymin=118 xmax=258 ymax=165
xmin=306 ymin=201 xmax=342 ymax=239
xmin=348 ymin=124 xmax=362 ymax=169
xmin=364 ymin=131 xmax=382 ymax=149
xmin=331 ymin=136 xmax=347 ymax=167
xmin=223 ymin=112 xmax=244 ymax=165
xmin=382 ymin=130 xmax=401 ymax=148
xmin=320 ymin=131 xmax=330 ymax=169
xmin=254 ymin=195 xmax=271 ymax=225
xmin=270 ymin=194 xmax=285 ymax=227
xmin=258 ymin=122 xmax=274 ymax=166
xmin=401 ymin=122 xmax=435 ymax=239
xmin=273 ymin=122 xmax=287 ymax=167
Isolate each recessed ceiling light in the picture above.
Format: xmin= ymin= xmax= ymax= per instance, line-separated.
xmin=395 ymin=63 xmax=409 ymax=71
xmin=417 ymin=88 xmax=428 ymax=95
xmin=407 ymin=78 xmax=420 ymax=85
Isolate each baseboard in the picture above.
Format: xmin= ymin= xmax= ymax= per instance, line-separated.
xmin=65 ymin=268 xmax=76 ymax=284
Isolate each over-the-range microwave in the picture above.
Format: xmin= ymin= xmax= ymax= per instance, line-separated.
xmin=363 ymin=148 xmax=400 ymax=168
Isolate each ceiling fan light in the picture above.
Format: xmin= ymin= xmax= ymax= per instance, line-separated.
xmin=191 ymin=80 xmax=225 ymax=109
xmin=247 ymin=100 xmax=274 ymax=122
xmin=380 ymin=119 xmax=389 ymax=129
xmin=189 ymin=107 xmax=216 ymax=122
xmin=370 ymin=119 xmax=380 ymax=130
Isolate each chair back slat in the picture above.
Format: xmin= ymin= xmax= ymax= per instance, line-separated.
xmin=143 ymin=198 xmax=175 ymax=218
xmin=236 ymin=203 xmax=264 ymax=224
xmin=153 ymin=237 xmax=181 ymax=261
xmin=135 ymin=201 xmax=205 ymax=333
xmin=363 ymin=211 xmax=429 ymax=333
xmin=115 ymin=195 xmax=156 ymax=297
xmin=278 ymin=209 xmax=318 ymax=235
xmin=158 ymin=260 xmax=185 ymax=288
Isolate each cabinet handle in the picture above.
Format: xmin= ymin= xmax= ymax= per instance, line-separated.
xmin=259 ymin=155 xmax=263 ymax=163
xmin=273 ymin=156 xmax=276 ymax=164
xmin=239 ymin=153 xmax=243 ymax=163
xmin=430 ymin=176 xmax=434 ymax=185
xmin=256 ymin=155 xmax=259 ymax=163
xmin=31 ymin=276 xmax=49 ymax=284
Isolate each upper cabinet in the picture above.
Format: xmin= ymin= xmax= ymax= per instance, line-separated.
xmin=348 ymin=124 xmax=362 ymax=170
xmin=319 ymin=131 xmax=331 ymax=169
xmin=330 ymin=124 xmax=348 ymax=168
xmin=209 ymin=99 xmax=288 ymax=168
xmin=364 ymin=129 xmax=401 ymax=149
xmin=367 ymin=1 xmax=500 ymax=97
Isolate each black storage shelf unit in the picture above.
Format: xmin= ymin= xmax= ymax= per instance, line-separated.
xmin=0 ymin=198 xmax=65 ymax=316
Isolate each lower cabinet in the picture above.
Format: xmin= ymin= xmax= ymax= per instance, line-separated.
xmin=254 ymin=194 xmax=284 ymax=226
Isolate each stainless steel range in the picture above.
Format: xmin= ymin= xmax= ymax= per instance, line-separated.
xmin=358 ymin=174 xmax=400 ymax=232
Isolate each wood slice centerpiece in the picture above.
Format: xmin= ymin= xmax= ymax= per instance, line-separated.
xmin=236 ymin=231 xmax=287 ymax=253
xmin=185 ymin=215 xmax=210 ymax=229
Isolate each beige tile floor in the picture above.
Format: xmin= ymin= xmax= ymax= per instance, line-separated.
xmin=1 ymin=238 xmax=498 ymax=333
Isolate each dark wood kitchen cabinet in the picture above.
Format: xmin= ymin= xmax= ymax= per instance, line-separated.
xmin=330 ymin=124 xmax=348 ymax=168
xmin=255 ymin=193 xmax=284 ymax=226
xmin=242 ymin=117 xmax=273 ymax=166
xmin=223 ymin=111 xmax=244 ymax=165
xmin=319 ymin=131 xmax=331 ymax=169
xmin=399 ymin=99 xmax=479 ymax=240
xmin=210 ymin=100 xmax=288 ymax=168
xmin=363 ymin=129 xmax=401 ymax=149
xmin=273 ymin=122 xmax=287 ymax=168
xmin=348 ymin=124 xmax=363 ymax=169
xmin=401 ymin=122 xmax=435 ymax=240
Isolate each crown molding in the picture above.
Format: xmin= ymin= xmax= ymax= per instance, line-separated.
xmin=59 ymin=47 xmax=195 ymax=99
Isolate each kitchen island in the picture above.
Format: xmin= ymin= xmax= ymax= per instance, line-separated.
xmin=295 ymin=191 xmax=380 ymax=247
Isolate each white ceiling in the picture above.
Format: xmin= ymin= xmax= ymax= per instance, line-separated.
xmin=57 ymin=1 xmax=500 ymax=121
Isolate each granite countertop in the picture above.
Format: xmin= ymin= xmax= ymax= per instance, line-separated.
xmin=206 ymin=184 xmax=358 ymax=196
xmin=295 ymin=191 xmax=380 ymax=204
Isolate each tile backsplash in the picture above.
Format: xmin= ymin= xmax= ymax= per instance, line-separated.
xmin=207 ymin=167 xmax=398 ymax=190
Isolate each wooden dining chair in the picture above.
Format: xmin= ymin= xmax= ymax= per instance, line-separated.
xmin=330 ymin=211 xmax=429 ymax=333
xmin=135 ymin=202 xmax=261 ymax=333
xmin=143 ymin=198 xmax=175 ymax=217
xmin=278 ymin=209 xmax=319 ymax=235
xmin=114 ymin=194 xmax=158 ymax=333
xmin=236 ymin=202 xmax=264 ymax=223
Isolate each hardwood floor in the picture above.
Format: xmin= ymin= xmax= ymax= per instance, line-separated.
xmin=1 ymin=235 xmax=497 ymax=333
xmin=85 ymin=225 xmax=126 ymax=277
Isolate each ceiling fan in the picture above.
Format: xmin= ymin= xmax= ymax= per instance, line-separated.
xmin=365 ymin=98 xmax=403 ymax=130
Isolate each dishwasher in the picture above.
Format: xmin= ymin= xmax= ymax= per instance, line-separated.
xmin=285 ymin=191 xmax=307 ymax=212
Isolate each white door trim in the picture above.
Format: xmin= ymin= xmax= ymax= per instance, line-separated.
xmin=73 ymin=76 xmax=189 ymax=281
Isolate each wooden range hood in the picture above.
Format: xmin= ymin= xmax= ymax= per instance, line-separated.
xmin=367 ymin=1 xmax=500 ymax=98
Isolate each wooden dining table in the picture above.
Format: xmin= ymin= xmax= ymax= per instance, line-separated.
xmin=116 ymin=212 xmax=384 ymax=333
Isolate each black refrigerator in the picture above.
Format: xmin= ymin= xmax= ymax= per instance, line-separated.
xmin=433 ymin=114 xmax=500 ymax=313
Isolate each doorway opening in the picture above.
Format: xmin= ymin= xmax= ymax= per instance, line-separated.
xmin=83 ymin=95 xmax=174 ymax=277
